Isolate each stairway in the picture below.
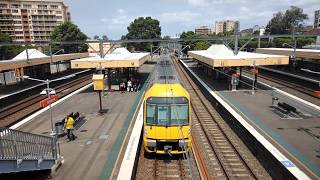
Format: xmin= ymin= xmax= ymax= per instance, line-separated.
xmin=0 ymin=128 xmax=58 ymax=174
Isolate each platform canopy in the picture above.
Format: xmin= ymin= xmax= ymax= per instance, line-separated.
xmin=256 ymin=48 xmax=320 ymax=60
xmin=188 ymin=45 xmax=289 ymax=67
xmin=12 ymin=49 xmax=48 ymax=61
xmin=71 ymin=48 xmax=150 ymax=69
xmin=0 ymin=49 xmax=88 ymax=72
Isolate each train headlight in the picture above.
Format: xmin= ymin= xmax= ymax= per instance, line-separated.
xmin=146 ymin=139 xmax=156 ymax=147
xmin=179 ymin=139 xmax=189 ymax=148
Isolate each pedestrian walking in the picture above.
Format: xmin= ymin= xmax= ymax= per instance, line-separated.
xmin=64 ymin=115 xmax=75 ymax=141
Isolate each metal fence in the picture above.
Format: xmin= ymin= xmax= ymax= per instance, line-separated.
xmin=0 ymin=128 xmax=57 ymax=160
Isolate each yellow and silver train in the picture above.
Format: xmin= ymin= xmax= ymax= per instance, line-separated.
xmin=143 ymin=55 xmax=191 ymax=154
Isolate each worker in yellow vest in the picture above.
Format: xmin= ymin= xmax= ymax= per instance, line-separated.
xmin=64 ymin=115 xmax=75 ymax=141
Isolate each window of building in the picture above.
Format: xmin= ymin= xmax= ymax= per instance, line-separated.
xmin=13 ymin=15 xmax=21 ymax=19
xmin=50 ymin=5 xmax=58 ymax=9
xmin=14 ymin=21 xmax=21 ymax=24
xmin=56 ymin=11 xmax=62 ymax=14
xmin=12 ymin=10 xmax=19 ymax=13
xmin=11 ymin=4 xmax=20 ymax=8
xmin=56 ymin=16 xmax=62 ymax=19
xmin=23 ymin=4 xmax=32 ymax=8
xmin=0 ymin=4 xmax=8 ymax=8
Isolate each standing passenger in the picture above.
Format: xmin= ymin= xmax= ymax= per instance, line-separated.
xmin=64 ymin=115 xmax=75 ymax=141
xmin=127 ymin=80 xmax=132 ymax=92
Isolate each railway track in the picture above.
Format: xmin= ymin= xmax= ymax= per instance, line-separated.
xmin=173 ymin=56 xmax=271 ymax=179
xmin=251 ymin=70 xmax=319 ymax=99
xmin=0 ymin=74 xmax=92 ymax=128
xmin=135 ymin=145 xmax=196 ymax=179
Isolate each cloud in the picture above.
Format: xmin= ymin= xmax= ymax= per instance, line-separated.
xmin=187 ymin=0 xmax=210 ymax=7
xmin=158 ymin=11 xmax=201 ymax=23
xmin=117 ymin=8 xmax=125 ymax=14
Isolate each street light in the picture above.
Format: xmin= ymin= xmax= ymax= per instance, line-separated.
xmin=23 ymin=74 xmax=74 ymax=136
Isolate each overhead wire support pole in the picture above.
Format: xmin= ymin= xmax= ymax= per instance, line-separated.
xmin=99 ymin=39 xmax=104 ymax=59
xmin=104 ymin=43 xmax=115 ymax=56
xmin=238 ymin=38 xmax=254 ymax=52
xmin=234 ymin=34 xmax=238 ymax=55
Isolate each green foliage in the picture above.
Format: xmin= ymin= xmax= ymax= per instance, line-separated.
xmin=179 ymin=31 xmax=211 ymax=53
xmin=265 ymin=6 xmax=308 ymax=34
xmin=50 ymin=21 xmax=88 ymax=53
xmin=102 ymin=35 xmax=108 ymax=41
xmin=162 ymin=35 xmax=171 ymax=40
xmin=122 ymin=17 xmax=161 ymax=51
xmin=0 ymin=31 xmax=24 ymax=60
xmin=194 ymin=41 xmax=210 ymax=50
xmin=93 ymin=35 xmax=99 ymax=40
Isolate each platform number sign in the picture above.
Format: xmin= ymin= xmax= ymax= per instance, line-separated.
xmin=281 ymin=160 xmax=295 ymax=168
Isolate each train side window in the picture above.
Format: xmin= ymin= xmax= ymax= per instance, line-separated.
xmin=146 ymin=104 xmax=156 ymax=124
xmin=158 ymin=106 xmax=169 ymax=125
xmin=171 ymin=105 xmax=188 ymax=125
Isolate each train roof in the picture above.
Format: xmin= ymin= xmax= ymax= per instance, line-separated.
xmin=150 ymin=55 xmax=180 ymax=84
xmin=145 ymin=83 xmax=190 ymax=99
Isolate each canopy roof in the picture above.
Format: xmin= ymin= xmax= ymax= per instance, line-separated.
xmin=256 ymin=48 xmax=320 ymax=60
xmin=71 ymin=48 xmax=150 ymax=69
xmin=12 ymin=49 xmax=48 ymax=61
xmin=188 ymin=45 xmax=289 ymax=67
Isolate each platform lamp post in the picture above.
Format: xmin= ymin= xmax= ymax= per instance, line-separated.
xmin=22 ymin=74 xmax=75 ymax=136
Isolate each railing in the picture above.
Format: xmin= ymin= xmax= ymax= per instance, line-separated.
xmin=0 ymin=128 xmax=57 ymax=160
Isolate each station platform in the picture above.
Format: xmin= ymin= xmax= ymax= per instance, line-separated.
xmin=182 ymin=58 xmax=320 ymax=179
xmin=1 ymin=61 xmax=155 ymax=179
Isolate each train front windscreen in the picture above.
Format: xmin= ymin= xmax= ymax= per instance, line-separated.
xmin=146 ymin=97 xmax=189 ymax=126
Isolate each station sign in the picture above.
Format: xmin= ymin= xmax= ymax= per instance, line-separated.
xmin=40 ymin=95 xmax=59 ymax=108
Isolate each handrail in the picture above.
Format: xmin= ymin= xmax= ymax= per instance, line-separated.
xmin=0 ymin=128 xmax=57 ymax=160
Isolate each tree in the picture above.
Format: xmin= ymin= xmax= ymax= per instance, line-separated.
xmin=194 ymin=41 xmax=210 ymax=50
xmin=102 ymin=35 xmax=108 ymax=41
xmin=123 ymin=17 xmax=161 ymax=51
xmin=50 ymin=22 xmax=88 ymax=53
xmin=265 ymin=6 xmax=308 ymax=34
xmin=0 ymin=31 xmax=24 ymax=60
xmin=180 ymin=32 xmax=211 ymax=52
xmin=162 ymin=35 xmax=171 ymax=40
xmin=93 ymin=35 xmax=100 ymax=40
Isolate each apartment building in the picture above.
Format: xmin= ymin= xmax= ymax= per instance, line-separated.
xmin=215 ymin=21 xmax=224 ymax=34
xmin=225 ymin=20 xmax=234 ymax=32
xmin=215 ymin=20 xmax=240 ymax=34
xmin=0 ymin=0 xmax=70 ymax=42
xmin=315 ymin=10 xmax=320 ymax=28
xmin=195 ymin=26 xmax=212 ymax=35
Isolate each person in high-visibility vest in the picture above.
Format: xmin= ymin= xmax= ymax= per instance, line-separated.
xmin=64 ymin=116 xmax=75 ymax=141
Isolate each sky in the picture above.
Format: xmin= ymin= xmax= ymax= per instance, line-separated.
xmin=64 ymin=0 xmax=319 ymax=40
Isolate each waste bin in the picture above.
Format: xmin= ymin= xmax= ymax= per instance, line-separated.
xmin=55 ymin=122 xmax=64 ymax=136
